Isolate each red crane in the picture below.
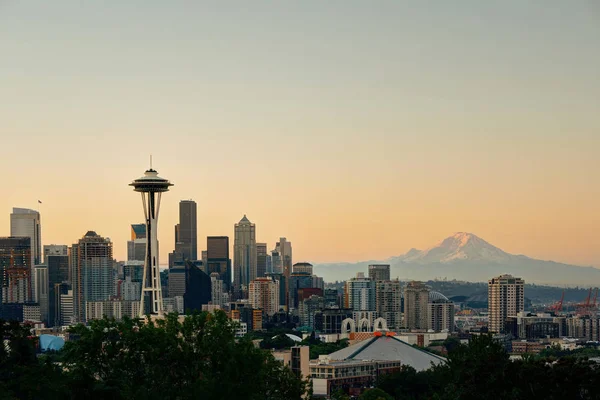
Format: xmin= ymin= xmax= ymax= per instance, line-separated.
xmin=547 ymin=290 xmax=565 ymax=313
xmin=575 ymin=288 xmax=598 ymax=316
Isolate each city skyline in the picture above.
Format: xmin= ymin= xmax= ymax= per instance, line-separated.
xmin=1 ymin=1 xmax=599 ymax=267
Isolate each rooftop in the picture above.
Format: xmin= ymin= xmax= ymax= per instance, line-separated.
xmin=325 ymin=334 xmax=446 ymax=371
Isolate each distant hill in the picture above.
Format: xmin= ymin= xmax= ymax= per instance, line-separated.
xmin=314 ymin=232 xmax=600 ymax=286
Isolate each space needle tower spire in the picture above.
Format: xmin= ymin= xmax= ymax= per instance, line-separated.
xmin=130 ymin=161 xmax=173 ymax=317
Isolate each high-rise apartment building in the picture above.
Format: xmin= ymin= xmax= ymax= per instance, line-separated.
xmin=210 ymin=272 xmax=225 ymax=308
xmin=234 ymin=215 xmax=257 ymax=288
xmin=368 ymin=264 xmax=390 ymax=281
xmin=404 ymin=281 xmax=430 ymax=330
xmin=488 ymin=274 xmax=525 ymax=334
xmin=0 ymin=237 xmax=32 ymax=304
xmin=428 ymin=292 xmax=455 ymax=332
xmin=256 ymin=243 xmax=268 ymax=279
xmin=248 ymin=277 xmax=280 ymax=316
xmin=375 ymin=280 xmax=402 ymax=331
xmin=70 ymin=231 xmax=114 ymax=323
xmin=206 ymin=236 xmax=232 ymax=292
xmin=293 ymin=262 xmax=313 ymax=275
xmin=344 ymin=272 xmax=376 ymax=312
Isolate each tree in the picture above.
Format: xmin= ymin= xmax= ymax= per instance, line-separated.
xmin=359 ymin=388 xmax=393 ymax=400
xmin=61 ymin=311 xmax=308 ymax=399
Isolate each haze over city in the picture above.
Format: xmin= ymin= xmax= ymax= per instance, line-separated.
xmin=1 ymin=1 xmax=599 ymax=267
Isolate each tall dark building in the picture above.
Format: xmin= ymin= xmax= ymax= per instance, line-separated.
xmin=0 ymin=237 xmax=32 ymax=304
xmin=177 ymin=200 xmax=197 ymax=261
xmin=368 ymin=264 xmax=390 ymax=281
xmin=47 ymin=251 xmax=69 ymax=327
xmin=256 ymin=243 xmax=268 ymax=279
xmin=183 ymin=261 xmax=211 ymax=313
xmin=206 ymin=236 xmax=231 ymax=292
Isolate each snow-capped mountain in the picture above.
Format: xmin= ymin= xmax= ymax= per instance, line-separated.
xmin=396 ymin=232 xmax=518 ymax=264
xmin=314 ymin=232 xmax=600 ymax=286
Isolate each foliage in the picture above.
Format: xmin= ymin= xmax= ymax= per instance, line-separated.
xmin=302 ymin=337 xmax=349 ymax=360
xmin=376 ymin=334 xmax=600 ymax=400
xmin=0 ymin=320 xmax=67 ymax=399
xmin=359 ymin=388 xmax=394 ymax=400
xmin=538 ymin=344 xmax=600 ymax=359
xmin=0 ymin=313 xmax=308 ymax=400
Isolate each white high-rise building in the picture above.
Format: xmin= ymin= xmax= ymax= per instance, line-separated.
xmin=488 ymin=274 xmax=525 ymax=334
xmin=344 ymin=272 xmax=376 ymax=312
xmin=11 ymin=208 xmax=41 ymax=299
xmin=120 ymin=276 xmax=142 ymax=301
xmin=234 ymin=215 xmax=257 ymax=288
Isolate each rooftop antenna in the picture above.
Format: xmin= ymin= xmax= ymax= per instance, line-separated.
xmin=150 ymin=154 xmax=153 ymax=169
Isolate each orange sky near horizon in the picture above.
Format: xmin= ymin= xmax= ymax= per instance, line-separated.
xmin=1 ymin=2 xmax=598 ymax=267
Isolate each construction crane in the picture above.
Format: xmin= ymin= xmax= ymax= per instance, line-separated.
xmin=546 ymin=290 xmax=565 ymax=313
xmin=575 ymin=288 xmax=598 ymax=316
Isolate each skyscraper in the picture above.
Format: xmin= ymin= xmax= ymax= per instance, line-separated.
xmin=404 ymin=281 xmax=430 ymax=330
xmin=10 ymin=208 xmax=40 ymax=300
xmin=206 ymin=236 xmax=232 ymax=292
xmin=183 ymin=261 xmax=211 ymax=312
xmin=176 ymin=200 xmax=197 ymax=262
xmin=368 ymin=264 xmax=390 ymax=281
xmin=10 ymin=208 xmax=41 ymax=266
xmin=488 ymin=274 xmax=525 ymax=334
xmin=127 ymin=224 xmax=147 ymax=262
xmin=256 ymin=243 xmax=268 ymax=279
xmin=234 ymin=215 xmax=256 ymax=288
xmin=210 ymin=272 xmax=225 ymax=308
xmin=276 ymin=237 xmax=292 ymax=277
xmin=375 ymin=280 xmax=402 ymax=331
xmin=70 ymin=231 xmax=114 ymax=323
xmin=0 ymin=237 xmax=32 ymax=304
xmin=45 ymin=246 xmax=69 ymax=327
xmin=344 ymin=272 xmax=376 ymax=312
xmin=34 ymin=265 xmax=49 ymax=323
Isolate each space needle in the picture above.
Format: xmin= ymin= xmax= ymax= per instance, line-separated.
xmin=130 ymin=162 xmax=173 ymax=317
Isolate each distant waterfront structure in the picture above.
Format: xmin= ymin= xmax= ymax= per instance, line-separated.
xmin=70 ymin=231 xmax=114 ymax=322
xmin=368 ymin=264 xmax=390 ymax=281
xmin=130 ymin=166 xmax=173 ymax=316
xmin=488 ymin=274 xmax=524 ymax=334
xmin=234 ymin=215 xmax=257 ymax=288
xmin=404 ymin=281 xmax=430 ymax=330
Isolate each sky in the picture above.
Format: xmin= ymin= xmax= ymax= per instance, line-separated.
xmin=1 ymin=1 xmax=599 ymax=267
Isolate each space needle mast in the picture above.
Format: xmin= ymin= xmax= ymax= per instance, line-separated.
xmin=130 ymin=159 xmax=173 ymax=317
